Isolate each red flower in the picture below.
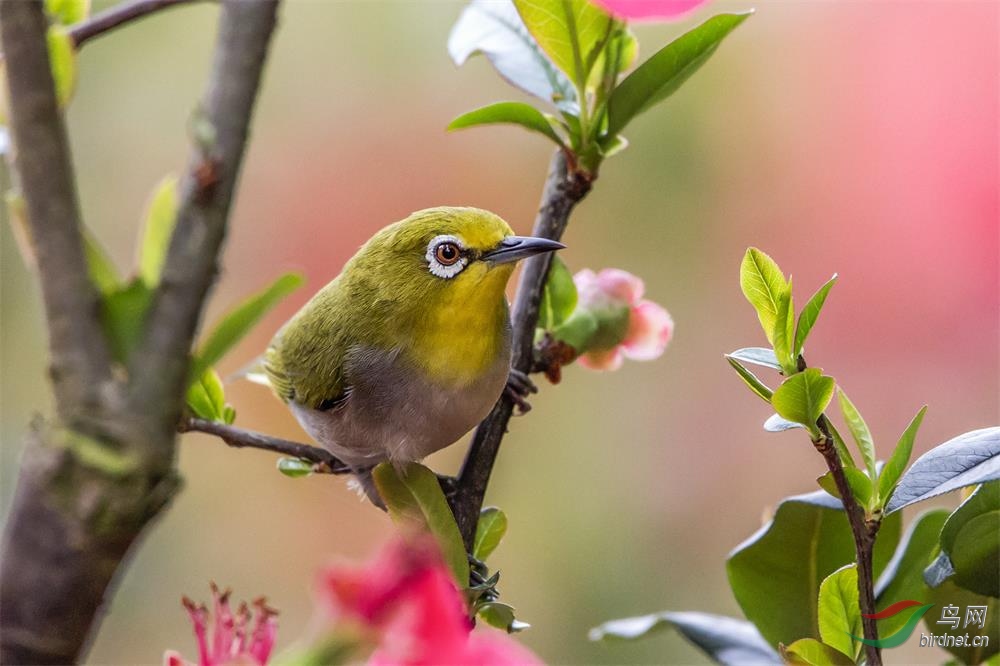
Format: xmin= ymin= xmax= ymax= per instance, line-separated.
xmin=321 ymin=538 xmax=542 ymax=665
xmin=164 ymin=584 xmax=277 ymax=666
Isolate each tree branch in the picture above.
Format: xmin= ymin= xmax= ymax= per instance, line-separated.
xmin=180 ymin=417 xmax=352 ymax=474
xmin=1 ymin=0 xmax=113 ymax=426
xmin=129 ymin=0 xmax=279 ymax=445
xmin=450 ymin=150 xmax=592 ymax=550
xmin=70 ymin=0 xmax=209 ymax=49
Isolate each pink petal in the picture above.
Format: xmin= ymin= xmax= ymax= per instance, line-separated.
xmin=594 ymin=268 xmax=644 ymax=304
xmin=578 ymin=347 xmax=624 ymax=371
xmin=622 ymin=300 xmax=673 ymax=360
xmin=163 ymin=651 xmax=193 ymax=666
xmin=590 ymin=0 xmax=709 ymax=21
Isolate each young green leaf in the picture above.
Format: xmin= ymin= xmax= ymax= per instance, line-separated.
xmin=739 ymin=248 xmax=788 ymax=345
xmin=877 ymin=405 xmax=927 ymax=507
xmin=448 ymin=102 xmax=567 ymax=148
xmin=781 ymin=638 xmax=854 ymax=666
xmin=372 ymin=462 xmax=469 ymax=586
xmin=771 ymin=278 xmax=795 ymax=374
xmin=45 ymin=0 xmax=90 ymax=25
xmin=138 ymin=175 xmax=179 ymax=287
xmin=478 ymin=601 xmax=528 ymax=633
xmin=794 ymin=274 xmax=836 ymax=357
xmin=189 ymin=273 xmax=304 ymax=384
xmin=826 ymin=420 xmax=858 ymax=470
xmin=186 ymin=367 xmax=227 ymax=422
xmin=100 ymin=279 xmax=153 ymax=363
xmin=771 ymin=369 xmax=835 ymax=438
xmin=276 ymin=457 xmax=313 ymax=478
xmin=448 ymin=0 xmax=577 ymax=112
xmin=512 ymin=0 xmax=614 ymax=89
xmin=725 ymin=356 xmax=772 ymax=402
xmin=46 ymin=26 xmax=77 ymax=108
xmin=82 ymin=226 xmax=120 ymax=294
xmin=606 ymin=12 xmax=751 ymax=136
xmin=837 ymin=388 xmax=878 ymax=481
xmin=818 ymin=564 xmax=861 ymax=660
xmin=817 ymin=468 xmax=873 ymax=507
xmin=473 ymin=506 xmax=508 ymax=562
xmin=538 ymin=255 xmax=577 ymax=330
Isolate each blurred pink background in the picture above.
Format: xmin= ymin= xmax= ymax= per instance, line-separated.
xmin=1 ymin=1 xmax=996 ymax=663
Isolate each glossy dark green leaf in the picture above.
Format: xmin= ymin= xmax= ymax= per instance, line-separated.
xmin=473 ymin=506 xmax=508 ymax=562
xmin=513 ymin=0 xmax=613 ymax=88
xmin=781 ymin=638 xmax=853 ymax=666
xmin=929 ymin=482 xmax=1000 ymax=597
xmin=875 ymin=509 xmax=949 ymax=636
xmin=739 ymin=248 xmax=787 ymax=346
xmin=886 ymin=427 xmax=1000 ymax=513
xmin=817 ymin=564 xmax=860 ymax=660
xmin=923 ymin=579 xmax=999 ymax=664
xmin=606 ymin=12 xmax=751 ymax=136
xmin=448 ymin=0 xmax=577 ymax=111
xmin=190 ymin=273 xmax=304 ymax=385
xmin=100 ymin=278 xmax=152 ymax=363
xmin=837 ymin=389 xmax=877 ymax=481
xmin=726 ymin=491 xmax=900 ymax=650
xmin=538 ymin=255 xmax=577 ymax=330
xmin=726 ymin=358 xmax=773 ymax=402
xmin=728 ymin=347 xmax=781 ymax=370
xmin=276 ymin=457 xmax=313 ymax=478
xmin=771 ymin=369 xmax=835 ymax=438
xmin=138 ymin=175 xmax=179 ymax=287
xmin=589 ymin=611 xmax=778 ymax=665
xmin=448 ymin=102 xmax=566 ymax=148
xmin=373 ymin=462 xmax=468 ymax=585
xmin=877 ymin=406 xmax=927 ymax=508
xmin=793 ymin=274 xmax=836 ymax=357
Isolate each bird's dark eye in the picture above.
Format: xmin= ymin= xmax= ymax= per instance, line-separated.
xmin=435 ymin=242 xmax=461 ymax=266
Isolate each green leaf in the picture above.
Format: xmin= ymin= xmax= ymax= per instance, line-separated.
xmin=817 ymin=468 xmax=873 ymax=507
xmin=512 ymin=0 xmax=614 ymax=88
xmin=82 ymin=226 xmax=120 ymax=294
xmin=276 ymin=457 xmax=313 ymax=478
xmin=772 ymin=278 xmax=795 ymax=374
xmin=45 ymin=0 xmax=89 ymax=25
xmin=877 ymin=406 xmax=927 ymax=508
xmin=538 ymin=255 xmax=577 ymax=330
xmin=739 ymin=248 xmax=788 ymax=345
xmin=781 ymin=638 xmax=854 ymax=666
xmin=606 ymin=12 xmax=751 ymax=136
xmin=185 ymin=367 xmax=227 ymax=422
xmin=887 ymin=427 xmax=1000 ymax=513
xmin=473 ymin=507 xmax=508 ymax=562
xmin=190 ymin=273 xmax=304 ymax=384
xmin=818 ymin=564 xmax=861 ymax=660
xmin=794 ymin=274 xmax=836 ymax=357
xmin=590 ymin=611 xmax=779 ymax=664
xmin=372 ymin=462 xmax=468 ymax=585
xmin=932 ymin=482 xmax=1000 ymax=597
xmin=837 ymin=389 xmax=877 ymax=481
xmin=478 ymin=601 xmax=528 ymax=633
xmin=46 ymin=26 xmax=76 ymax=108
xmin=448 ymin=102 xmax=567 ymax=148
xmin=551 ymin=308 xmax=598 ymax=352
xmin=875 ymin=509 xmax=949 ymax=636
xmin=448 ymin=0 xmax=577 ymax=112
xmin=100 ymin=278 xmax=153 ymax=363
xmin=726 ymin=357 xmax=772 ymax=402
xmin=727 ymin=347 xmax=781 ymax=370
xmin=923 ymin=580 xmax=999 ymax=664
xmin=138 ymin=175 xmax=179 ymax=287
xmin=771 ymin=369 xmax=835 ymax=438
xmin=826 ymin=421 xmax=858 ymax=471
xmin=726 ymin=490 xmax=900 ymax=650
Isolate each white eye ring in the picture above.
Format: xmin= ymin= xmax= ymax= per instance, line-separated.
xmin=426 ymin=235 xmax=468 ymax=279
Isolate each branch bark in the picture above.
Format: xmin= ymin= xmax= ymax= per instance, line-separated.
xmin=0 ymin=2 xmax=279 ymax=662
xmin=450 ymin=150 xmax=592 ymax=550
xmin=70 ymin=0 xmax=209 ymax=48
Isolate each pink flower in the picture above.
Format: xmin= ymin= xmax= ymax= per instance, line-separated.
xmin=164 ymin=584 xmax=277 ymax=666
xmin=321 ymin=538 xmax=542 ymax=666
xmin=573 ymin=268 xmax=673 ymax=371
xmin=590 ymin=0 xmax=709 ymax=21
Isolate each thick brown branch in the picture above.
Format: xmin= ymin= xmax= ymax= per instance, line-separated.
xmin=180 ymin=417 xmax=351 ymax=474
xmin=451 ymin=150 xmax=592 ymax=550
xmin=129 ymin=0 xmax=279 ymax=444
xmin=1 ymin=0 xmax=113 ymax=424
xmin=70 ymin=0 xmax=208 ymax=48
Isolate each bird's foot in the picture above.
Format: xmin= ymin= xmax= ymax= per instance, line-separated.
xmin=504 ymin=369 xmax=537 ymax=415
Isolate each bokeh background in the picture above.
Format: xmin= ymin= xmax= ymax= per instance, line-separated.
xmin=2 ymin=0 xmax=997 ymax=663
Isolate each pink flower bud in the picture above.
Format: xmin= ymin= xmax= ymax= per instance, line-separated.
xmin=165 ymin=584 xmax=277 ymax=666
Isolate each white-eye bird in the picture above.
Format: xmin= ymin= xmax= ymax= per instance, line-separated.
xmin=263 ymin=206 xmax=563 ymax=499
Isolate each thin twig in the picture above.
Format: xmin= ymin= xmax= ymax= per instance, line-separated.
xmin=70 ymin=0 xmax=208 ymax=48
xmin=450 ymin=150 xmax=593 ymax=550
xmin=180 ymin=417 xmax=351 ymax=474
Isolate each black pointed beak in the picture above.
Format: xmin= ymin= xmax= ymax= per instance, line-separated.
xmin=482 ymin=236 xmax=565 ymax=264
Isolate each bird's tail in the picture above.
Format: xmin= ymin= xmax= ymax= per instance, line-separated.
xmin=228 ymin=355 xmax=271 ymax=387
